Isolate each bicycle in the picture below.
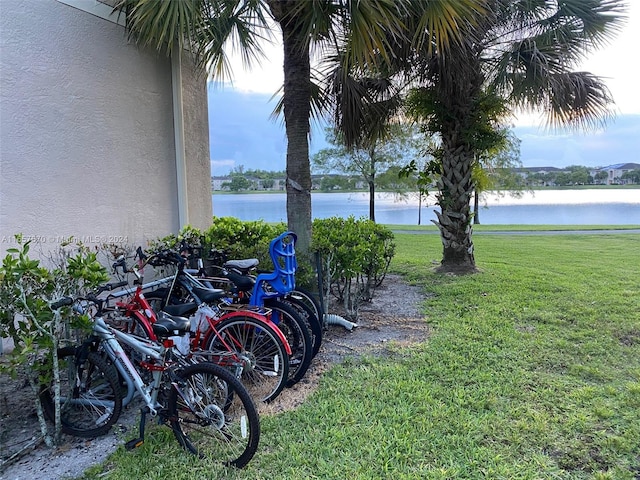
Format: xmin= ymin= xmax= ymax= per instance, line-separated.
xmin=39 ymin=285 xmax=260 ymax=468
xmin=108 ymin=249 xmax=291 ymax=403
xmin=152 ymin=233 xmax=316 ymax=387
xmin=194 ymin=232 xmax=323 ymax=378
xmin=208 ymin=249 xmax=324 ymax=358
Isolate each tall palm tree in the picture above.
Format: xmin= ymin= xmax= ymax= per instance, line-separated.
xmin=431 ymin=0 xmax=624 ymax=272
xmin=114 ymin=0 xmax=407 ymax=256
xmin=334 ymin=0 xmax=626 ymax=273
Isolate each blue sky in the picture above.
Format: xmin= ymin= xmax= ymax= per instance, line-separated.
xmin=208 ymin=2 xmax=640 ymax=175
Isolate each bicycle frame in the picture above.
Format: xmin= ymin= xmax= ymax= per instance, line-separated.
xmin=90 ymin=314 xmax=170 ymax=415
xmin=105 ymin=281 xmax=293 ymax=386
xmin=140 ymin=267 xmax=292 ymax=357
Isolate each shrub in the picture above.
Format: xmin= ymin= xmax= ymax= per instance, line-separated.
xmin=0 ymin=236 xmax=108 ymax=446
xmin=203 ymin=217 xmax=287 ymax=267
xmin=312 ymin=217 xmax=395 ymax=320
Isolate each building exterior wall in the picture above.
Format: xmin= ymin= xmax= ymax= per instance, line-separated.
xmin=0 ymin=0 xmax=211 ymax=257
xmin=180 ymin=54 xmax=213 ymax=229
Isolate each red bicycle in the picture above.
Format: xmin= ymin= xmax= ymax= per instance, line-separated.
xmin=105 ymin=252 xmax=291 ymax=403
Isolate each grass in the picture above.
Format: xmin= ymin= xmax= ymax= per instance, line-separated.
xmin=387 ymin=224 xmax=640 ymax=232
xmin=82 ymin=232 xmax=640 ymax=480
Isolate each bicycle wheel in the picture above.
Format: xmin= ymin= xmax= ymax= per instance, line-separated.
xmin=290 ymin=288 xmax=324 ymax=325
xmin=264 ymin=299 xmax=313 ymax=388
xmin=168 ymin=362 xmax=260 ymax=468
xmin=203 ymin=316 xmax=289 ymax=403
xmin=280 ymin=293 xmax=323 ymax=358
xmin=40 ymin=347 xmax=123 ymax=438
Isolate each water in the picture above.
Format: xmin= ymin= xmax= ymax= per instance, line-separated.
xmin=212 ymin=190 xmax=640 ymax=225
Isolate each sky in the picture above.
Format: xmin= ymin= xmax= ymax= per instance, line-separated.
xmin=208 ymin=2 xmax=640 ymax=175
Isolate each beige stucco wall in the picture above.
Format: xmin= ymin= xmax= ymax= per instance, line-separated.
xmin=180 ymin=53 xmax=214 ymax=230
xmin=0 ymin=0 xmax=212 ymax=259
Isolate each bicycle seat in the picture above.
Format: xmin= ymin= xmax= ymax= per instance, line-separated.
xmin=224 ymin=258 xmax=259 ymax=273
xmin=223 ymin=270 xmax=255 ymax=292
xmin=153 ymin=311 xmax=190 ymax=337
xmin=191 ymin=286 xmax=226 ymax=304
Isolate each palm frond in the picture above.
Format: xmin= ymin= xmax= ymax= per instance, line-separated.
xmin=199 ymin=0 xmax=273 ymax=82
xmin=545 ymin=71 xmax=614 ymax=130
xmin=408 ymin=0 xmax=487 ymax=55
xmin=113 ymin=0 xmax=206 ymax=59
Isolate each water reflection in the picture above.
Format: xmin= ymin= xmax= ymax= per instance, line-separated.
xmin=212 ymin=190 xmax=640 ymax=225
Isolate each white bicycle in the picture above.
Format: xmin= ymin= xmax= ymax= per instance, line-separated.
xmin=39 ymin=283 xmax=260 ymax=468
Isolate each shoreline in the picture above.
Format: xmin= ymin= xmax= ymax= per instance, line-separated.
xmin=212 ymin=185 xmax=640 ymax=194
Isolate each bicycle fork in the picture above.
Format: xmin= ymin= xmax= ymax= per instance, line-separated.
xmin=98 ymin=329 xmax=163 ymax=450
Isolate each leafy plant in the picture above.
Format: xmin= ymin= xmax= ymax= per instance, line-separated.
xmin=146 ymin=224 xmax=204 ymax=252
xmin=312 ymin=217 xmax=395 ymax=320
xmin=203 ymin=217 xmax=287 ymax=267
xmin=0 ymin=236 xmax=108 ymax=446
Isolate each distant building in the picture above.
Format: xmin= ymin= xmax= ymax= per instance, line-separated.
xmin=513 ymin=167 xmax=563 ymax=186
xmin=595 ymin=163 xmax=640 ymax=185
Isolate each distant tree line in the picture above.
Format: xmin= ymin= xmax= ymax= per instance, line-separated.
xmin=220 ymin=166 xmax=285 ymax=191
xmin=525 ymin=166 xmax=640 ymax=187
xmin=215 ymin=164 xmax=640 ymax=192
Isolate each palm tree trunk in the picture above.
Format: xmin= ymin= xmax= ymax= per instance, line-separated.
xmin=474 ymin=189 xmax=480 ymax=224
xmin=269 ymin=0 xmax=312 ymax=255
xmin=434 ymin=143 xmax=476 ymax=272
xmin=431 ymin=42 xmax=482 ymax=273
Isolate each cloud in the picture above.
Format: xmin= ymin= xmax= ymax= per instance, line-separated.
xmin=208 ymin=86 xmax=639 ymax=173
xmin=513 ymin=114 xmax=640 ymax=168
xmin=208 ymin=87 xmax=329 ymax=173
xmin=211 ymin=159 xmax=235 ymax=175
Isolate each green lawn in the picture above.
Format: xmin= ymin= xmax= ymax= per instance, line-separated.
xmin=387 ymin=224 xmax=640 ymax=232
xmin=84 ymin=232 xmax=640 ymax=480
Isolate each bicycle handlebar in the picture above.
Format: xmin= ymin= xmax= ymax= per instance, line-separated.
xmin=50 ymin=280 xmax=128 ymax=311
xmin=51 ymin=297 xmax=74 ymax=310
xmin=146 ymin=249 xmax=186 ymax=267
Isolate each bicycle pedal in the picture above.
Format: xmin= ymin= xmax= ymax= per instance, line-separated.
xmin=125 ymin=437 xmax=144 ymax=450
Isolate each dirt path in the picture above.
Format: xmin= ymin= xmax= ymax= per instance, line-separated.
xmin=1 ymin=275 xmax=430 ymax=479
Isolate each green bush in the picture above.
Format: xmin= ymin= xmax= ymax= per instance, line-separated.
xmin=203 ymin=217 xmax=287 ymax=267
xmin=146 ymin=218 xmax=289 ymax=274
xmin=311 ymin=216 xmax=395 ymax=320
xmin=145 ymin=217 xmax=396 ymax=311
xmin=0 ymin=236 xmax=108 ymax=446
xmin=147 ymin=224 xmax=204 ymax=252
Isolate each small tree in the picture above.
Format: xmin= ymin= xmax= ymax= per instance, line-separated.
xmin=565 ymin=165 xmax=591 ymax=185
xmin=0 ymin=237 xmax=108 ymax=446
xmin=594 ymin=170 xmax=609 ymax=184
xmin=312 ymin=124 xmax=422 ymax=222
xmin=621 ymin=169 xmax=640 ymax=184
xmin=223 ymin=175 xmax=252 ymax=192
xmin=472 ymin=128 xmax=524 ymax=224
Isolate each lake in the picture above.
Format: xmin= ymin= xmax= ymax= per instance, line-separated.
xmin=212 ymin=189 xmax=640 ymax=225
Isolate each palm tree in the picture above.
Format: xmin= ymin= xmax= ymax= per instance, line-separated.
xmin=433 ymin=0 xmax=624 ymax=272
xmin=336 ymin=0 xmax=626 ymax=273
xmin=113 ymin=0 xmax=408 ymax=256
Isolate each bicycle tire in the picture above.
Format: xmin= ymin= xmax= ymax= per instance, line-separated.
xmin=280 ymin=293 xmax=323 ymax=358
xmin=168 ymin=361 xmax=260 ymax=468
xmin=203 ymin=315 xmax=289 ymax=403
xmin=40 ymin=347 xmax=123 ymax=438
xmin=264 ymin=299 xmax=313 ymax=387
xmin=290 ymin=287 xmax=324 ymax=325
